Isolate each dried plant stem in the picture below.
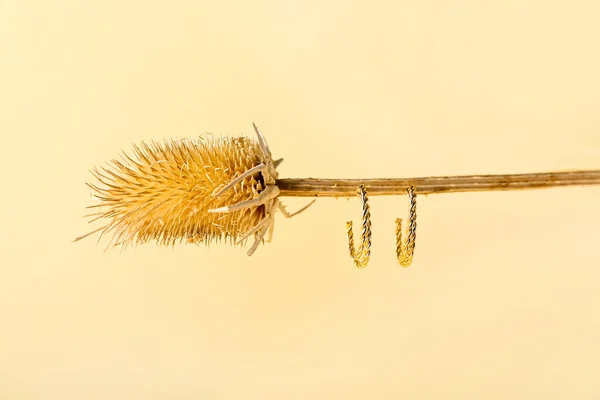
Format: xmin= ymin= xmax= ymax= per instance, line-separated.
xmin=277 ymin=170 xmax=600 ymax=197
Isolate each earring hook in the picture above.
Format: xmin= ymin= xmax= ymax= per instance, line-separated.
xmin=395 ymin=186 xmax=417 ymax=267
xmin=346 ymin=184 xmax=372 ymax=268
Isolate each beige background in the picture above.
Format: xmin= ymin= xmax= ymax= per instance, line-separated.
xmin=1 ymin=1 xmax=600 ymax=399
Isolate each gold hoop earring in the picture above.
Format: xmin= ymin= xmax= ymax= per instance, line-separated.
xmin=346 ymin=184 xmax=372 ymax=268
xmin=395 ymin=186 xmax=417 ymax=267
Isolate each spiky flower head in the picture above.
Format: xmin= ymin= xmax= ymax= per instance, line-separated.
xmin=77 ymin=135 xmax=267 ymax=249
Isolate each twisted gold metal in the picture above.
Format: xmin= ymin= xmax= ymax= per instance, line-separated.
xmin=395 ymin=186 xmax=417 ymax=267
xmin=346 ymin=185 xmax=372 ymax=268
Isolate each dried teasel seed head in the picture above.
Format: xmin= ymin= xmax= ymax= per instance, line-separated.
xmin=76 ymin=135 xmax=269 ymax=250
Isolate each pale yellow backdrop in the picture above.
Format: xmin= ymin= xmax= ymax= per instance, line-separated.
xmin=1 ymin=1 xmax=599 ymax=399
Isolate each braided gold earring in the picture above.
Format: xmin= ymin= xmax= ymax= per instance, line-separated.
xmin=395 ymin=186 xmax=417 ymax=267
xmin=346 ymin=185 xmax=372 ymax=268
